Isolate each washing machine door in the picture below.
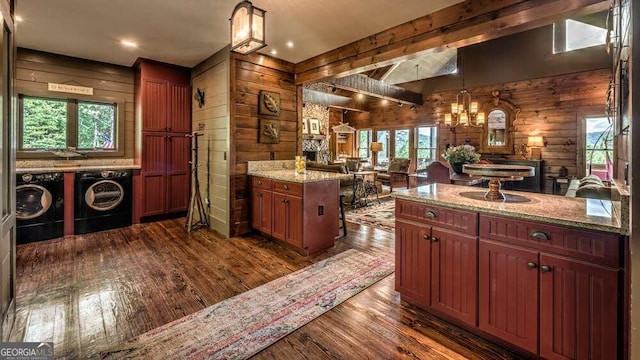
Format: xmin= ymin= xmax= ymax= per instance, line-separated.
xmin=85 ymin=180 xmax=124 ymax=211
xmin=16 ymin=184 xmax=53 ymax=220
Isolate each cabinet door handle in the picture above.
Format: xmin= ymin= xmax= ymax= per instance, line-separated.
xmin=423 ymin=234 xmax=431 ymax=240
xmin=527 ymin=262 xmax=537 ymax=269
xmin=283 ymin=199 xmax=289 ymax=204
xmin=425 ymin=210 xmax=437 ymax=219
xmin=258 ymin=181 xmax=262 ymax=185
xmin=283 ymin=185 xmax=289 ymax=190
xmin=431 ymin=237 xmax=439 ymax=242
xmin=541 ymin=265 xmax=552 ymax=273
xmin=531 ymin=231 xmax=550 ymax=241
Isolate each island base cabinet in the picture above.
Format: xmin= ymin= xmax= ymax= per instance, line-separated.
xmin=539 ymin=254 xmax=619 ymax=360
xmin=251 ymin=189 xmax=272 ymax=234
xmin=431 ymin=228 xmax=477 ymax=326
xmin=479 ymin=240 xmax=539 ymax=354
xmin=272 ymin=193 xmax=302 ymax=248
xmin=395 ymin=221 xmax=431 ymax=308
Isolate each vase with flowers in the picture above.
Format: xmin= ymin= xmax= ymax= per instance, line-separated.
xmin=442 ymin=144 xmax=481 ymax=174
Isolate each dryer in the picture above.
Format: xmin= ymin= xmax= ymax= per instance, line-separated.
xmin=74 ymin=170 xmax=132 ymax=234
xmin=16 ymin=172 xmax=64 ymax=244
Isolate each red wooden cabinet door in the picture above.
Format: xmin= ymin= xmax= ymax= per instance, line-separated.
xmin=431 ymin=228 xmax=477 ymax=326
xmin=539 ymin=254 xmax=619 ymax=360
xmin=166 ymin=135 xmax=191 ymax=213
xmin=272 ymin=193 xmax=287 ymax=241
xmin=395 ymin=221 xmax=431 ymax=308
xmin=168 ymin=83 xmax=191 ymax=133
xmin=251 ymin=189 xmax=272 ymax=235
xmin=285 ymin=196 xmax=303 ymax=248
xmin=141 ymin=133 xmax=167 ymax=216
xmin=142 ymin=79 xmax=167 ymax=131
xmin=479 ymin=240 xmax=539 ymax=354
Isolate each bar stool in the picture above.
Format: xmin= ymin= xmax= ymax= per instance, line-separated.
xmin=338 ymin=194 xmax=347 ymax=238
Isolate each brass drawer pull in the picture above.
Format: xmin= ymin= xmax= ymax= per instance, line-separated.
xmin=527 ymin=262 xmax=537 ymax=269
xmin=431 ymin=237 xmax=439 ymax=242
xmin=283 ymin=185 xmax=289 ymax=190
xmin=258 ymin=181 xmax=262 ymax=185
xmin=541 ymin=265 xmax=552 ymax=273
xmin=423 ymin=234 xmax=431 ymax=240
xmin=531 ymin=231 xmax=550 ymax=241
xmin=425 ymin=210 xmax=437 ymax=219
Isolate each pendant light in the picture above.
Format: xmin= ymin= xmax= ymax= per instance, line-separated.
xmin=230 ymin=1 xmax=266 ymax=55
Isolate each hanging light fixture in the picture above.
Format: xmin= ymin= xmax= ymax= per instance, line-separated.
xmin=230 ymin=1 xmax=266 ymax=55
xmin=444 ymin=89 xmax=485 ymax=127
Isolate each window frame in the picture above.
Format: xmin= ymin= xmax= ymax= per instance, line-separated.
xmin=375 ymin=129 xmax=391 ymax=167
xmin=17 ymin=90 xmax=125 ymax=159
xmin=356 ymin=128 xmax=372 ymax=160
xmin=415 ymin=126 xmax=438 ymax=172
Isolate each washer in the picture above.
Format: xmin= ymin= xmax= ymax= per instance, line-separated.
xmin=16 ymin=172 xmax=64 ymax=244
xmin=74 ymin=170 xmax=132 ymax=234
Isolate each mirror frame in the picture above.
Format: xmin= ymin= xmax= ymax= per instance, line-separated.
xmin=480 ymin=90 xmax=519 ymax=154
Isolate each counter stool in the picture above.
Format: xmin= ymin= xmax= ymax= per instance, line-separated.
xmin=338 ymin=195 xmax=347 ymax=238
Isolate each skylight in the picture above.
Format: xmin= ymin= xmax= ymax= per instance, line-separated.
xmin=553 ymin=18 xmax=607 ymax=54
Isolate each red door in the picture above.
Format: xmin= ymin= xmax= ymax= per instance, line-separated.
xmin=168 ymin=83 xmax=191 ymax=133
xmin=166 ymin=135 xmax=190 ymax=213
xmin=479 ymin=240 xmax=539 ymax=354
xmin=142 ymin=79 xmax=167 ymax=132
xmin=395 ymin=221 xmax=431 ymax=308
xmin=272 ymin=193 xmax=287 ymax=241
xmin=285 ymin=196 xmax=303 ymax=247
xmin=141 ymin=133 xmax=167 ymax=216
xmin=431 ymin=228 xmax=477 ymax=326
xmin=539 ymin=254 xmax=619 ymax=360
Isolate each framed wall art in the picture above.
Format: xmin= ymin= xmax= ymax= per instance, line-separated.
xmin=259 ymin=119 xmax=280 ymax=144
xmin=308 ymin=118 xmax=320 ymax=135
xmin=258 ymin=90 xmax=281 ymax=117
xmin=302 ymin=118 xmax=309 ymax=134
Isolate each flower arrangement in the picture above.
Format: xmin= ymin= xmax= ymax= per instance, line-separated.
xmin=442 ymin=144 xmax=481 ymax=164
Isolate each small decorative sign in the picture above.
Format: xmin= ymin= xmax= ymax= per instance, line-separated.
xmin=258 ymin=90 xmax=280 ymax=117
xmin=48 ymin=83 xmax=94 ymax=95
xmin=259 ymin=119 xmax=280 ymax=144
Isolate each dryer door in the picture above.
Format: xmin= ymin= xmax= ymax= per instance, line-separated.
xmin=16 ymin=184 xmax=53 ymax=220
xmin=85 ymin=180 xmax=124 ymax=211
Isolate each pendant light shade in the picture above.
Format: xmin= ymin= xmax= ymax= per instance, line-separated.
xmin=230 ymin=1 xmax=266 ymax=55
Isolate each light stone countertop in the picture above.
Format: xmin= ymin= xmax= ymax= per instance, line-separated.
xmin=17 ymin=164 xmax=141 ymax=174
xmin=248 ymin=169 xmax=351 ymax=183
xmin=392 ymin=183 xmax=625 ymax=235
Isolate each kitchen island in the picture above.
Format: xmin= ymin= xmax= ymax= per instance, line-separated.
xmin=392 ymin=183 xmax=626 ymax=359
xmin=248 ymin=160 xmax=351 ymax=254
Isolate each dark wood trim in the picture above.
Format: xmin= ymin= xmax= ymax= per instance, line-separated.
xmin=18 ymin=48 xmax=132 ymax=77
xmin=329 ymin=74 xmax=422 ymax=104
xmin=228 ymin=57 xmax=238 ymax=237
xmin=63 ymin=172 xmax=74 ymax=236
xmin=302 ymin=88 xmax=366 ymax=112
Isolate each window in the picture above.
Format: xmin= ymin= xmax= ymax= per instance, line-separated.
xmin=19 ymin=95 xmax=123 ymax=157
xmin=395 ymin=129 xmax=410 ymax=159
xmin=553 ymin=18 xmax=606 ymax=54
xmin=357 ymin=129 xmax=372 ymax=159
xmin=376 ymin=130 xmax=390 ymax=166
xmin=584 ymin=117 xmax=613 ymax=180
xmin=416 ymin=126 xmax=438 ymax=171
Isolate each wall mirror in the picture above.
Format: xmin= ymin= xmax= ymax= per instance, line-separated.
xmin=480 ymin=90 xmax=519 ymax=154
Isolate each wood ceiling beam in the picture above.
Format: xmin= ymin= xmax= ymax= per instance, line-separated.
xmin=302 ymin=88 xmax=367 ymax=112
xmin=294 ymin=0 xmax=610 ymax=85
xmin=328 ymin=74 xmax=423 ymax=104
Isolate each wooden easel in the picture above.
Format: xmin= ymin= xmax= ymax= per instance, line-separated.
xmin=185 ymin=132 xmax=209 ymax=232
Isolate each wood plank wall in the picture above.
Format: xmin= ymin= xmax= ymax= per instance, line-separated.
xmin=16 ymin=48 xmax=135 ymax=159
xmin=230 ymin=53 xmax=297 ymax=236
xmin=348 ymin=69 xmax=611 ymax=191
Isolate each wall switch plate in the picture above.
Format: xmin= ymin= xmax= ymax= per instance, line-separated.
xmin=318 ymin=205 xmax=324 ymax=216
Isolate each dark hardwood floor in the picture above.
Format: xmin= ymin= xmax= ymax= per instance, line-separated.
xmin=10 ymin=218 xmax=524 ymax=359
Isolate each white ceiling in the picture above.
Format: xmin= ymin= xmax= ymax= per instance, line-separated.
xmin=15 ymin=0 xmax=464 ymax=68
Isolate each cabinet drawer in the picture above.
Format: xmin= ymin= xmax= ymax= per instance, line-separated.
xmin=396 ymin=200 xmax=478 ymax=235
xmin=479 ymin=214 xmax=621 ymax=267
xmin=252 ymin=176 xmax=272 ymax=190
xmin=272 ymin=180 xmax=303 ymax=197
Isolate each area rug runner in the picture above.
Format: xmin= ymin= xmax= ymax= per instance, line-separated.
xmin=345 ymin=200 xmax=395 ymax=233
xmin=101 ymin=249 xmax=393 ymax=359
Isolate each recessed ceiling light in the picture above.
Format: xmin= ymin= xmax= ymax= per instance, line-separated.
xmin=270 ymin=49 xmax=277 ymax=55
xmin=120 ymin=40 xmax=138 ymax=48
xmin=286 ymin=41 xmax=294 ymax=48
xmin=381 ymin=99 xmax=389 ymax=105
xmin=356 ymin=93 xmax=364 ymax=100
xmin=15 ymin=15 xmax=23 ymax=23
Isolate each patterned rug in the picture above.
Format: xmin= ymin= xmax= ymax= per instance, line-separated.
xmin=345 ymin=200 xmax=395 ymax=233
xmin=101 ymin=249 xmax=393 ymax=359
